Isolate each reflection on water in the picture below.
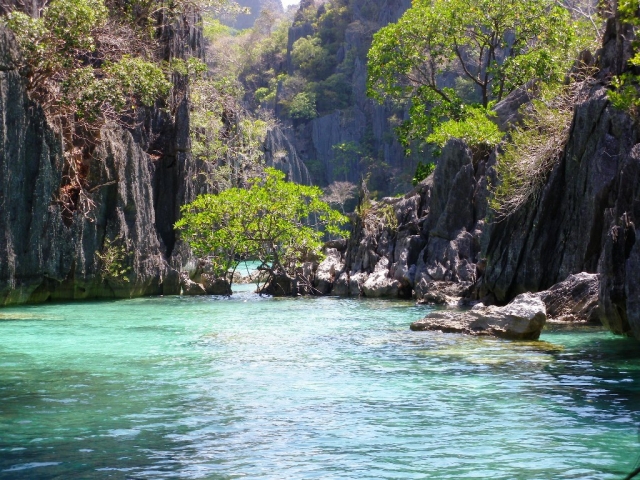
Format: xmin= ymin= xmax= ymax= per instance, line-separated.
xmin=0 ymin=293 xmax=639 ymax=479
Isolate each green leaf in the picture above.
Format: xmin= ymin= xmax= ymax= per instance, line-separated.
xmin=175 ymin=168 xmax=349 ymax=282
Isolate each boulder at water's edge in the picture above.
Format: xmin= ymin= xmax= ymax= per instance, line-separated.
xmin=410 ymin=293 xmax=547 ymax=340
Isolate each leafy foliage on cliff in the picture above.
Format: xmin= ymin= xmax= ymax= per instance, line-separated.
xmin=95 ymin=236 xmax=132 ymax=284
xmin=608 ymin=0 xmax=640 ymax=114
xmin=189 ymin=14 xmax=285 ymax=192
xmin=5 ymin=0 xmax=171 ymax=134
xmin=175 ymin=167 xmax=348 ymax=285
xmin=490 ymin=84 xmax=579 ymax=220
xmin=248 ymin=0 xmax=356 ymax=118
xmin=412 ymin=161 xmax=434 ymax=186
xmin=2 ymin=0 xmax=215 ymax=219
xmin=227 ymin=0 xmax=413 ymax=193
xmin=190 ymin=74 xmax=272 ymax=191
xmin=366 ymin=0 xmax=593 ymax=150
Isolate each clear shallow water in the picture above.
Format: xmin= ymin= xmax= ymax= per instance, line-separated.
xmin=0 ymin=289 xmax=639 ymax=479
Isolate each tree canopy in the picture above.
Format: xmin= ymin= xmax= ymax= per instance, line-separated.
xmin=175 ymin=168 xmax=348 ymax=290
xmin=367 ymin=0 xmax=585 ymax=148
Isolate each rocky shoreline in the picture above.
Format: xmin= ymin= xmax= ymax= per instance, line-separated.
xmin=300 ymin=16 xmax=640 ymax=341
xmin=0 ymin=8 xmax=638 ymax=343
xmin=407 ymin=274 xmax=601 ymax=340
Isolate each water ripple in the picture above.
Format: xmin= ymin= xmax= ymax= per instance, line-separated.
xmin=0 ymin=296 xmax=638 ymax=478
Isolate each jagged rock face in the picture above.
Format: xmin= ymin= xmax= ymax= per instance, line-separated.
xmin=321 ymin=85 xmax=640 ymax=338
xmin=492 ymin=81 xmax=539 ymax=131
xmin=157 ymin=10 xmax=204 ymax=63
xmin=0 ymin=29 xmax=170 ymax=305
xmin=597 ymin=145 xmax=640 ymax=337
xmin=312 ymin=11 xmax=640 ymax=341
xmin=264 ymin=125 xmax=311 ymax=185
xmin=410 ymin=293 xmax=547 ymax=340
xmin=476 ymin=15 xmax=640 ymax=339
xmin=537 ymin=272 xmax=600 ymax=323
xmin=479 ymin=85 xmax=640 ymax=338
xmin=413 ymin=140 xmax=489 ymax=295
xmin=0 ymin=97 xmax=171 ymax=303
xmin=0 ymin=13 xmax=207 ymax=305
xmin=140 ymin=13 xmax=211 ymax=265
xmin=480 ymin=86 xmax=634 ymax=302
xmin=0 ymin=27 xmax=65 ymax=304
xmin=362 ymin=257 xmax=400 ymax=297
xmin=310 ymin=109 xmax=366 ymax=184
xmin=315 ymin=248 xmax=343 ymax=294
xmin=282 ymin=0 xmax=418 ymax=190
xmin=316 ymin=78 xmax=640 ymax=339
xmin=316 ymin=140 xmax=489 ymax=299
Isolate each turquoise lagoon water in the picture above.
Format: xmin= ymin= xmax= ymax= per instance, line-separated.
xmin=1 ymin=286 xmax=640 ymax=479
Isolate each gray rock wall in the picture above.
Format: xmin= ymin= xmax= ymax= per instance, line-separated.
xmin=313 ymin=12 xmax=640 ymax=341
xmin=282 ymin=0 xmax=418 ymax=191
xmin=320 ymin=139 xmax=490 ymax=300
xmin=480 ymin=86 xmax=633 ymax=302
xmin=0 ymin=8 xmax=210 ymax=305
xmin=320 ymin=80 xmax=640 ymax=340
xmin=317 ymin=30 xmax=640 ymax=340
xmin=264 ymin=125 xmax=311 ymax=184
xmin=0 ymin=62 xmax=171 ymax=304
xmin=479 ymin=15 xmax=640 ymax=338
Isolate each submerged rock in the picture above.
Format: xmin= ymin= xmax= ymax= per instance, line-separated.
xmin=410 ymin=293 xmax=547 ymax=340
xmin=201 ymin=274 xmax=231 ymax=295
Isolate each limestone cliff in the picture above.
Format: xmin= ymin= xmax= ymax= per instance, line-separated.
xmin=481 ymin=16 xmax=640 ymax=338
xmin=317 ymin=139 xmax=490 ymax=301
xmin=316 ymin=15 xmax=640 ymax=340
xmin=0 ymin=10 xmax=208 ymax=304
xmin=264 ymin=125 xmax=312 ymax=184
xmin=274 ymin=0 xmax=417 ymax=193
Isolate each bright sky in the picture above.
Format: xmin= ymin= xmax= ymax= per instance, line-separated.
xmin=281 ymin=0 xmax=300 ymax=8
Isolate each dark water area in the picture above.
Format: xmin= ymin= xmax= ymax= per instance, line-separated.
xmin=1 ymin=289 xmax=639 ymax=479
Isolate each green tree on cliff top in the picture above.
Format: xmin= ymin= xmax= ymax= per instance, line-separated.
xmin=367 ymin=0 xmax=586 ymax=149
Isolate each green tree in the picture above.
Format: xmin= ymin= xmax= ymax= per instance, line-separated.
xmin=5 ymin=0 xmax=171 ymax=129
xmin=331 ymin=141 xmax=361 ymax=181
xmin=412 ymin=161 xmax=435 ymax=186
xmin=4 ymin=0 xmax=174 ymax=218
xmin=189 ymin=73 xmax=270 ymax=191
xmin=288 ymin=92 xmax=317 ymax=120
xmin=314 ymin=73 xmax=352 ymax=113
xmin=291 ymin=36 xmax=335 ymax=80
xmin=175 ymin=168 xmax=348 ymax=292
xmin=608 ymin=0 xmax=640 ymax=115
xmin=367 ymin=0 xmax=584 ymax=147
xmin=6 ymin=0 xmax=108 ymax=90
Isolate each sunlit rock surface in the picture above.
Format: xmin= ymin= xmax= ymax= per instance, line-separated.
xmin=410 ymin=293 xmax=547 ymax=341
